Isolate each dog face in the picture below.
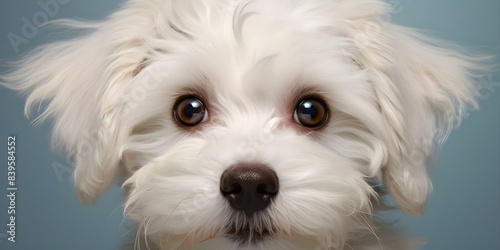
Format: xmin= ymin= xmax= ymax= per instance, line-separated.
xmin=1 ymin=0 xmax=481 ymax=249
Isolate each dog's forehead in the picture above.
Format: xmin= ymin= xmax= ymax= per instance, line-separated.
xmin=165 ymin=4 xmax=354 ymax=101
xmin=139 ymin=0 xmax=377 ymax=119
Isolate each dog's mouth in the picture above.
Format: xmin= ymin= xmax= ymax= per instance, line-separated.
xmin=225 ymin=225 xmax=270 ymax=245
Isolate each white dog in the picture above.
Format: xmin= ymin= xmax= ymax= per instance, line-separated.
xmin=1 ymin=0 xmax=485 ymax=249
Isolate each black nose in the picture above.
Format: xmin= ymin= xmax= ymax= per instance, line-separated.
xmin=220 ymin=163 xmax=279 ymax=216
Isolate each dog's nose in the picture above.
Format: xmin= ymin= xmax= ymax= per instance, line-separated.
xmin=220 ymin=163 xmax=279 ymax=216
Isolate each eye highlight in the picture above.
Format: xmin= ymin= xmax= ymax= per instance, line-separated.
xmin=294 ymin=98 xmax=328 ymax=127
xmin=174 ymin=96 xmax=207 ymax=126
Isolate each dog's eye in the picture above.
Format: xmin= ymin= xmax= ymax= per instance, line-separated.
xmin=174 ymin=97 xmax=207 ymax=126
xmin=294 ymin=98 xmax=328 ymax=127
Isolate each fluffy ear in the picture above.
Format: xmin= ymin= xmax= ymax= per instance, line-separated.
xmin=359 ymin=24 xmax=484 ymax=215
xmin=0 ymin=3 xmax=155 ymax=203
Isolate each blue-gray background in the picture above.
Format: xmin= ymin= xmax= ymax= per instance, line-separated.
xmin=0 ymin=1 xmax=499 ymax=249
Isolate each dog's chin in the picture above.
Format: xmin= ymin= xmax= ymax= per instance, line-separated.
xmin=226 ymin=225 xmax=270 ymax=245
xmin=224 ymin=211 xmax=273 ymax=246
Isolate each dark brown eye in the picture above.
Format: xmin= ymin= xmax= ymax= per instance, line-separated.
xmin=294 ymin=98 xmax=328 ymax=127
xmin=174 ymin=97 xmax=207 ymax=126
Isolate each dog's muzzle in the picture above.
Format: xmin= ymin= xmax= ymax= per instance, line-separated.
xmin=220 ymin=163 xmax=279 ymax=216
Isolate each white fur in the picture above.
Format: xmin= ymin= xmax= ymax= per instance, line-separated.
xmin=1 ymin=0 xmax=485 ymax=249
